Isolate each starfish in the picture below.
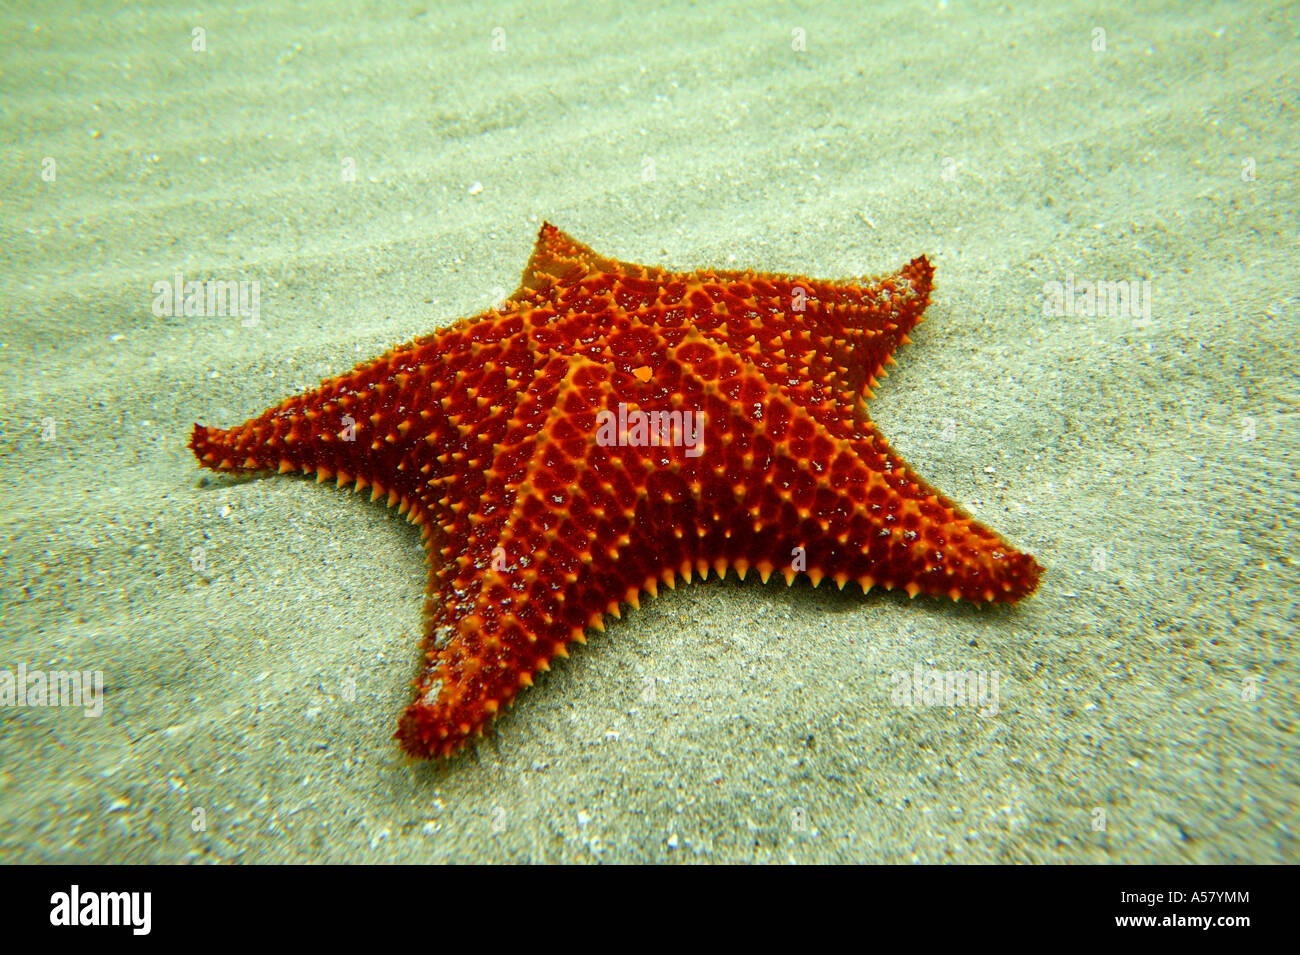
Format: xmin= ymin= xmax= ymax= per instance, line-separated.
xmin=190 ymin=223 xmax=1041 ymax=758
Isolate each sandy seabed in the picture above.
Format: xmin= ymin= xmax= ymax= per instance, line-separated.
xmin=1 ymin=0 xmax=1295 ymax=863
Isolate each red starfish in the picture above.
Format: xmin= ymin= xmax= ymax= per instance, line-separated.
xmin=191 ymin=223 xmax=1041 ymax=757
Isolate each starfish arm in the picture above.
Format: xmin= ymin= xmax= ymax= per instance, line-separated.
xmin=396 ymin=584 xmax=576 ymax=759
xmin=189 ymin=350 xmax=432 ymax=505
xmin=189 ymin=312 xmax=547 ymax=505
xmin=788 ymin=423 xmax=1043 ymax=603
xmin=396 ymin=454 xmax=697 ymax=759
xmin=648 ymin=369 xmax=1041 ymax=604
xmin=510 ymin=221 xmax=622 ymax=306
xmin=397 ymin=549 xmax=600 ymax=758
xmin=689 ymin=255 xmax=935 ymax=415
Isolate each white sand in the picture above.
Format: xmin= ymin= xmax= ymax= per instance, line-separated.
xmin=1 ymin=0 xmax=1295 ymax=862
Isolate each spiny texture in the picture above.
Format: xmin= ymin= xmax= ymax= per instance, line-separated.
xmin=190 ymin=223 xmax=1041 ymax=758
